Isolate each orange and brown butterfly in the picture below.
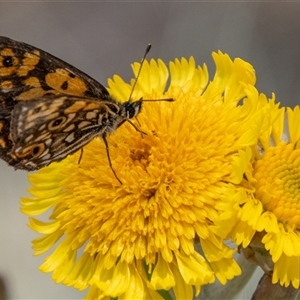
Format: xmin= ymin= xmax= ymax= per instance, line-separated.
xmin=0 ymin=36 xmax=171 ymax=183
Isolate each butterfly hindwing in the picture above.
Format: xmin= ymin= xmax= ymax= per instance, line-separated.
xmin=10 ymin=94 xmax=122 ymax=170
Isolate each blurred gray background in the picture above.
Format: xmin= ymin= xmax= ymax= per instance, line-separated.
xmin=0 ymin=2 xmax=298 ymax=299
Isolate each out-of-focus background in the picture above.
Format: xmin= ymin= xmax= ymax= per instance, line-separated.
xmin=0 ymin=2 xmax=299 ymax=299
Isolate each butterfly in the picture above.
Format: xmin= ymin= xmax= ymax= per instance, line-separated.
xmin=0 ymin=36 xmax=173 ymax=184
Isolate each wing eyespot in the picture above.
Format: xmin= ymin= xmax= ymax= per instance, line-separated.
xmin=16 ymin=143 xmax=45 ymax=159
xmin=48 ymin=116 xmax=67 ymax=130
xmin=3 ymin=56 xmax=14 ymax=67
xmin=29 ymin=143 xmax=46 ymax=158
xmin=32 ymin=145 xmax=42 ymax=156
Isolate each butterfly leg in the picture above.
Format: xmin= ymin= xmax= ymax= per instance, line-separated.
xmin=78 ymin=148 xmax=84 ymax=165
xmin=102 ymin=133 xmax=122 ymax=185
xmin=127 ymin=119 xmax=147 ymax=136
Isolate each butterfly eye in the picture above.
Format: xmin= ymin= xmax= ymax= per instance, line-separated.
xmin=48 ymin=117 xmax=67 ymax=130
xmin=124 ymin=101 xmax=142 ymax=119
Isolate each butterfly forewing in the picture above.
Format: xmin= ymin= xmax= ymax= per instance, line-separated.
xmin=0 ymin=36 xmax=110 ymax=101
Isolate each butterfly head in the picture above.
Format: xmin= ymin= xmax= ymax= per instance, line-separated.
xmin=125 ymin=99 xmax=143 ymax=119
xmin=116 ymin=99 xmax=143 ymax=128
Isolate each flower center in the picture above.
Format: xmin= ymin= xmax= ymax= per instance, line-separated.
xmin=254 ymin=142 xmax=300 ymax=228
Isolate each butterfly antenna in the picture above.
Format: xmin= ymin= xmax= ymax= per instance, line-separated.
xmin=128 ymin=43 xmax=152 ymax=101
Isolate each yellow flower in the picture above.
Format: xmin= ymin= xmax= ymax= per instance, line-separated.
xmin=227 ymin=99 xmax=300 ymax=288
xmin=21 ymin=52 xmax=269 ymax=299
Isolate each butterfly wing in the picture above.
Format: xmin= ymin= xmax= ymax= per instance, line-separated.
xmin=0 ymin=36 xmax=109 ymax=103
xmin=0 ymin=36 xmax=110 ymax=166
xmin=10 ymin=94 xmax=121 ymax=171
